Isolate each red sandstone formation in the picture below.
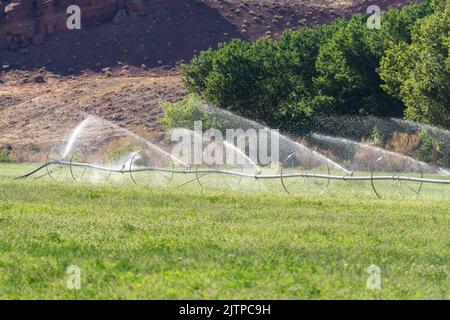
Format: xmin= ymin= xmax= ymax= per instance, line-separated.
xmin=0 ymin=0 xmax=419 ymax=72
xmin=0 ymin=0 xmax=145 ymax=50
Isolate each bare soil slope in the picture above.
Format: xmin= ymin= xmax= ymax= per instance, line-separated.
xmin=0 ymin=70 xmax=185 ymax=160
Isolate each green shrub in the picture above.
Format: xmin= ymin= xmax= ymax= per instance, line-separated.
xmin=105 ymin=138 xmax=140 ymax=161
xmin=182 ymin=49 xmax=215 ymax=95
xmin=182 ymin=25 xmax=335 ymax=129
xmin=415 ymin=129 xmax=450 ymax=167
xmin=159 ymin=94 xmax=230 ymax=131
xmin=181 ymin=0 xmax=440 ymax=131
xmin=371 ymin=126 xmax=385 ymax=146
xmin=380 ymin=0 xmax=449 ymax=128
xmin=0 ymin=149 xmax=16 ymax=163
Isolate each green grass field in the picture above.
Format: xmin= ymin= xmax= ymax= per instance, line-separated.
xmin=0 ymin=163 xmax=449 ymax=299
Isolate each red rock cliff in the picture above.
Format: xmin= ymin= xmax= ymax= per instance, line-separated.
xmin=0 ymin=0 xmax=148 ymax=50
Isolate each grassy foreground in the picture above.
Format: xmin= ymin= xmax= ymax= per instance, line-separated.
xmin=0 ymin=163 xmax=449 ymax=299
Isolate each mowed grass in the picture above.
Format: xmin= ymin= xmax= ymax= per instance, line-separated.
xmin=0 ymin=163 xmax=449 ymax=299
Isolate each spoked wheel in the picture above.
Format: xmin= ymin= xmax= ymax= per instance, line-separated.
xmin=194 ymin=165 xmax=243 ymax=190
xmin=281 ymin=151 xmax=331 ymax=195
xmin=129 ymin=151 xmax=174 ymax=187
xmin=194 ymin=165 xmax=218 ymax=190
xmin=45 ymin=144 xmax=72 ymax=181
xmin=88 ymin=146 xmax=112 ymax=183
xmin=68 ymin=146 xmax=90 ymax=182
xmin=371 ymin=155 xmax=423 ymax=199
xmin=70 ymin=146 xmax=112 ymax=183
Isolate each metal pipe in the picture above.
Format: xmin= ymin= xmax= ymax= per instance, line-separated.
xmin=15 ymin=161 xmax=450 ymax=185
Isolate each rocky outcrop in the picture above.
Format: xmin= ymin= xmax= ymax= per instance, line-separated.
xmin=0 ymin=0 xmax=147 ymax=50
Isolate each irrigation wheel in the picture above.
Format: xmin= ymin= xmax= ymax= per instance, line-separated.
xmin=281 ymin=151 xmax=331 ymax=195
xmin=70 ymin=145 xmax=113 ymax=183
xmin=68 ymin=146 xmax=89 ymax=182
xmin=194 ymin=164 xmax=243 ymax=191
xmin=45 ymin=143 xmax=73 ymax=181
xmin=370 ymin=155 xmax=423 ymax=199
xmin=129 ymin=151 xmax=175 ymax=187
xmin=89 ymin=146 xmax=113 ymax=183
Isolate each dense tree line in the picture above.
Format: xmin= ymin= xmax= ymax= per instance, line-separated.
xmin=181 ymin=0 xmax=449 ymax=132
xmin=380 ymin=0 xmax=449 ymax=128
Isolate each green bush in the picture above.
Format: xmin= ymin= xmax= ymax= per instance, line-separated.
xmin=25 ymin=143 xmax=41 ymax=153
xmin=182 ymin=25 xmax=335 ymax=130
xmin=181 ymin=0 xmax=441 ymax=131
xmin=415 ymin=129 xmax=449 ymax=167
xmin=182 ymin=49 xmax=215 ymax=95
xmin=159 ymin=94 xmax=230 ymax=131
xmin=380 ymin=0 xmax=449 ymax=128
xmin=313 ymin=15 xmax=403 ymax=117
xmin=371 ymin=126 xmax=385 ymax=146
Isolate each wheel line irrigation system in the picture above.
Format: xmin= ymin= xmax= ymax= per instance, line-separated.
xmin=14 ymin=144 xmax=450 ymax=199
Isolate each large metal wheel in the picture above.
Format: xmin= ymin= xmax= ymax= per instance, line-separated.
xmin=371 ymin=155 xmax=423 ymax=199
xmin=88 ymin=146 xmax=112 ymax=183
xmin=194 ymin=164 xmax=243 ymax=190
xmin=281 ymin=151 xmax=331 ymax=195
xmin=45 ymin=143 xmax=72 ymax=181
xmin=69 ymin=146 xmax=89 ymax=182
xmin=129 ymin=151 xmax=174 ymax=187
xmin=69 ymin=145 xmax=112 ymax=183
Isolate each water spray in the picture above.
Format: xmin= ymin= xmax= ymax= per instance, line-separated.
xmin=15 ymin=143 xmax=450 ymax=199
xmin=14 ymin=116 xmax=450 ymax=199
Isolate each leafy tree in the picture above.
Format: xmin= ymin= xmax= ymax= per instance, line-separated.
xmin=182 ymin=48 xmax=215 ymax=95
xmin=159 ymin=94 xmax=232 ymax=131
xmin=274 ymin=23 xmax=342 ymax=131
xmin=310 ymin=10 xmax=440 ymax=118
xmin=180 ymin=1 xmax=443 ymax=131
xmin=201 ymin=39 xmax=291 ymax=125
xmin=367 ymin=0 xmax=437 ymax=55
xmin=380 ymin=0 xmax=449 ymax=128
xmin=182 ymin=25 xmax=335 ymax=129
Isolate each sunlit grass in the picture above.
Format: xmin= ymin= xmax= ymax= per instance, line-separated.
xmin=0 ymin=163 xmax=449 ymax=299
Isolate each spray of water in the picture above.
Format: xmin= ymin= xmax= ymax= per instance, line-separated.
xmin=95 ymin=116 xmax=189 ymax=167
xmin=390 ymin=118 xmax=450 ymax=137
xmin=311 ymin=133 xmax=436 ymax=173
xmin=62 ymin=115 xmax=188 ymax=167
xmin=122 ymin=152 xmax=140 ymax=171
xmin=312 ymin=115 xmax=448 ymax=151
xmin=53 ymin=109 xmax=448 ymax=192
xmin=63 ymin=117 xmax=92 ymax=159
xmin=173 ymin=128 xmax=261 ymax=171
xmin=206 ymin=107 xmax=351 ymax=174
xmin=223 ymin=139 xmax=260 ymax=170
